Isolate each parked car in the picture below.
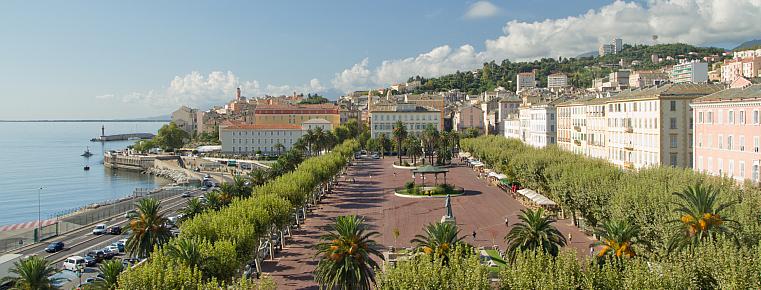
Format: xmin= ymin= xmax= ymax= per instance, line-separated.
xmin=181 ymin=191 xmax=192 ymax=198
xmin=45 ymin=241 xmax=64 ymax=253
xmin=63 ymin=256 xmax=86 ymax=271
xmin=101 ymin=248 xmax=116 ymax=259
xmin=86 ymin=250 xmax=105 ymax=262
xmin=107 ymin=226 xmax=122 ymax=235
xmin=117 ymin=238 xmax=128 ymax=246
xmin=92 ymin=224 xmax=107 ymax=235
xmin=371 ymin=153 xmax=380 ymax=159
xmin=111 ymin=242 xmax=125 ymax=252
xmin=105 ymin=245 xmax=120 ymax=255
xmin=83 ymin=256 xmax=97 ymax=267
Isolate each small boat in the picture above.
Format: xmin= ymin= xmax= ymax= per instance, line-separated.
xmin=81 ymin=147 xmax=94 ymax=157
xmin=84 ymin=165 xmax=91 ymax=171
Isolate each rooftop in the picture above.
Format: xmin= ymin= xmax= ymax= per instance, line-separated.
xmin=220 ymin=121 xmax=302 ymax=130
xmin=693 ymin=84 xmax=761 ymax=103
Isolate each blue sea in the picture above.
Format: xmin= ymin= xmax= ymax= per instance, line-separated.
xmin=0 ymin=122 xmax=170 ymax=226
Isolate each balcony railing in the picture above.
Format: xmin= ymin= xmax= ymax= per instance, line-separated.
xmin=624 ymin=145 xmax=634 ymax=151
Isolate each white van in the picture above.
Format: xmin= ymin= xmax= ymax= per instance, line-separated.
xmin=63 ymin=256 xmax=86 ymax=271
xmin=92 ymin=224 xmax=107 ymax=235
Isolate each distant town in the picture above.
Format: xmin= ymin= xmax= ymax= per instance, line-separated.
xmin=172 ymin=39 xmax=761 ymax=185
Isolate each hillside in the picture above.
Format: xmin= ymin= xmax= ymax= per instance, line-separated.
xmin=408 ymin=43 xmax=726 ymax=94
xmin=734 ymin=39 xmax=761 ymax=51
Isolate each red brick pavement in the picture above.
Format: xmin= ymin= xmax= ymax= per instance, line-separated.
xmin=264 ymin=157 xmax=596 ymax=289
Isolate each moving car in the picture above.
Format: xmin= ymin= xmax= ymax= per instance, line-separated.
xmin=63 ymin=256 xmax=86 ymax=271
xmin=45 ymin=241 xmax=64 ymax=253
xmin=92 ymin=224 xmax=107 ymax=235
xmin=124 ymin=210 xmax=138 ymax=219
xmin=181 ymin=191 xmax=192 ymax=198
xmin=83 ymin=256 xmax=97 ymax=267
xmin=107 ymin=225 xmax=122 ymax=235
xmin=86 ymin=250 xmax=105 ymax=262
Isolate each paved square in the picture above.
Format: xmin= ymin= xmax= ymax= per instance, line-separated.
xmin=264 ymin=157 xmax=593 ymax=289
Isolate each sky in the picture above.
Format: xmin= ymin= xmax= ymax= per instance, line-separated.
xmin=1 ymin=0 xmax=760 ymax=120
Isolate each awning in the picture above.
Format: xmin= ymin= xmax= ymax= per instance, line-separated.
xmin=517 ymin=188 xmax=557 ymax=206
xmin=487 ymin=172 xmax=506 ymax=179
xmin=458 ymin=152 xmax=472 ymax=158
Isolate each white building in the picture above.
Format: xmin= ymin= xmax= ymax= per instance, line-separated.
xmin=369 ymin=103 xmax=441 ymax=138
xmin=171 ymin=106 xmax=198 ymax=134
xmin=503 ymin=116 xmax=521 ymax=140
xmin=547 ymin=73 xmax=569 ymax=91
xmin=516 ymin=72 xmax=536 ymax=93
xmin=670 ymin=61 xmax=708 ymax=84
xmin=526 ymin=101 xmax=558 ymax=148
xmin=219 ymin=119 xmax=332 ymax=154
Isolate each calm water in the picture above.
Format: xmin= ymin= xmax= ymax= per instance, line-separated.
xmin=0 ymin=122 xmax=170 ymax=226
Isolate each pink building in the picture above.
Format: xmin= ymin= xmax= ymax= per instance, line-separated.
xmin=454 ymin=104 xmax=484 ymax=133
xmin=692 ymin=83 xmax=761 ymax=184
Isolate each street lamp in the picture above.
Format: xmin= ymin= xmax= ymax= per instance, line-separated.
xmin=76 ymin=263 xmax=85 ymax=287
xmin=37 ymin=186 xmax=45 ymax=241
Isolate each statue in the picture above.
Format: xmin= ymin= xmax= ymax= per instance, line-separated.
xmin=441 ymin=194 xmax=456 ymax=224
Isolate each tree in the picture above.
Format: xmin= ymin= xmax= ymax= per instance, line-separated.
xmin=165 ymin=238 xmax=204 ymax=273
xmin=594 ymin=219 xmax=643 ymax=258
xmin=274 ymin=142 xmax=285 ymax=156
xmin=0 ymin=255 xmax=63 ymax=290
xmin=505 ymin=208 xmax=566 ymax=259
xmin=314 ymin=215 xmax=383 ymax=290
xmin=378 ymin=133 xmax=391 ymax=157
xmin=377 ymin=245 xmax=490 ymax=290
xmin=410 ymin=222 xmax=466 ymax=262
xmin=127 ymin=198 xmax=172 ymax=258
xmin=670 ymin=183 xmax=738 ymax=249
xmin=248 ymin=168 xmax=269 ymax=187
xmin=392 ymin=121 xmax=408 ymax=164
xmin=86 ymin=260 xmax=124 ymax=290
xmin=404 ymin=136 xmax=422 ymax=164
xmin=154 ymin=122 xmax=190 ymax=150
xmin=422 ymin=124 xmax=440 ymax=164
xmin=178 ymin=197 xmax=205 ymax=222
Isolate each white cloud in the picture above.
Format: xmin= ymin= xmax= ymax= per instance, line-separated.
xmin=464 ymin=1 xmax=500 ymax=19
xmin=94 ymin=94 xmax=114 ymax=100
xmin=107 ymin=71 xmax=327 ymax=111
xmin=332 ymin=0 xmax=761 ymax=92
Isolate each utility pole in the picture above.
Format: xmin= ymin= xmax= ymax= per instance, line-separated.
xmin=37 ymin=186 xmax=45 ymax=241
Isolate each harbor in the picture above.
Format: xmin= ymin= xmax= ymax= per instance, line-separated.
xmin=90 ymin=133 xmax=155 ymax=142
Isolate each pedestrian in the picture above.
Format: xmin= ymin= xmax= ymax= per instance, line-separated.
xmin=568 ymin=233 xmax=573 ymax=242
xmin=472 ymin=230 xmax=477 ymax=240
xmin=504 ymin=217 xmax=509 ymax=227
xmin=393 ymin=172 xmax=397 ymax=177
xmin=589 ymin=246 xmax=594 ymax=256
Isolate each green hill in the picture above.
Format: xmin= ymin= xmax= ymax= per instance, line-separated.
xmin=408 ymin=43 xmax=726 ymax=94
xmin=734 ymin=39 xmax=761 ymax=51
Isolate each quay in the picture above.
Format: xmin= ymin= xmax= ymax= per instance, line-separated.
xmin=90 ymin=133 xmax=155 ymax=142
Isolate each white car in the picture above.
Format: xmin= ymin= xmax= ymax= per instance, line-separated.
xmin=105 ymin=245 xmax=120 ymax=254
xmin=92 ymin=224 xmax=107 ymax=235
xmin=63 ymin=256 xmax=86 ymax=271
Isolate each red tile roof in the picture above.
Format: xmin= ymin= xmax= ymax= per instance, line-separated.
xmin=221 ymin=121 xmax=302 ymax=130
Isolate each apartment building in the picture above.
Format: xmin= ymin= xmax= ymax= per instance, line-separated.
xmin=516 ymin=71 xmax=537 ymax=93
xmin=629 ymin=70 xmax=669 ymax=88
xmin=557 ymin=98 xmax=591 ymax=155
xmin=253 ymin=103 xmax=341 ymax=129
xmin=171 ymin=106 xmax=198 ymax=134
xmin=692 ymin=84 xmax=761 ymax=184
xmin=526 ymin=100 xmax=559 ymax=148
xmin=547 ymin=73 xmax=569 ymax=91
xmin=503 ymin=115 xmax=521 ymax=140
xmin=219 ymin=118 xmax=332 ymax=154
xmin=369 ymin=103 xmax=441 ymax=138
xmin=670 ymin=61 xmax=708 ymax=84
xmin=404 ymin=93 xmax=445 ymax=131
xmin=453 ymin=105 xmax=484 ymax=132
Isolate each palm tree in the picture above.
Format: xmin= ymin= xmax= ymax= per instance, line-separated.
xmin=231 ymin=175 xmax=252 ymax=199
xmin=274 ymin=142 xmax=285 ymax=156
xmin=87 ymin=260 xmax=124 ymax=290
xmin=126 ymin=198 xmax=172 ymax=258
xmin=178 ymin=197 xmax=205 ymax=222
xmin=378 ymin=133 xmax=390 ymax=158
xmin=248 ymin=168 xmax=269 ymax=187
xmin=314 ymin=215 xmax=383 ymax=290
xmin=670 ymin=183 xmax=738 ymax=247
xmin=312 ymin=127 xmax=326 ymax=155
xmin=166 ymin=238 xmax=203 ymax=270
xmin=410 ymin=222 xmax=465 ymax=259
xmin=505 ymin=208 xmax=566 ymax=259
xmin=404 ymin=136 xmax=422 ymax=164
xmin=422 ymin=124 xmax=440 ymax=164
xmin=203 ymin=190 xmax=225 ymax=211
xmin=392 ymin=121 xmax=408 ymax=164
xmin=594 ymin=219 xmax=643 ymax=258
xmin=0 ymin=256 xmax=63 ymax=290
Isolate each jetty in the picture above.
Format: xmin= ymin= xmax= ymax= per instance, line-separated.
xmin=90 ymin=133 xmax=155 ymax=142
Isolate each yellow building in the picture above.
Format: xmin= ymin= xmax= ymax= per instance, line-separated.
xmin=253 ymin=103 xmax=340 ymax=129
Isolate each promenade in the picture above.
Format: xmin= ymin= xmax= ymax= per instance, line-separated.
xmin=265 ymin=157 xmax=593 ymax=289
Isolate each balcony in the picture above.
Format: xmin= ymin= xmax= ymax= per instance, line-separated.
xmin=624 ymin=161 xmax=635 ymax=170
xmin=573 ymin=139 xmax=582 ymax=146
xmin=624 ymin=126 xmax=633 ymax=133
xmin=573 ymin=126 xmax=581 ymax=132
xmin=624 ymin=145 xmax=634 ymax=151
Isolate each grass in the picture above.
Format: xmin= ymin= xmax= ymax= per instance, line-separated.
xmin=484 ymin=249 xmax=507 ymax=267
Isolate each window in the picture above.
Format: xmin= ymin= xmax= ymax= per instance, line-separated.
xmin=698 ymin=134 xmax=703 ymax=147
xmin=698 ymin=111 xmax=704 ymax=123
xmin=718 ymin=159 xmax=723 ymax=175
xmin=670 ymin=118 xmax=677 ymax=129
xmin=728 ymin=135 xmax=733 ymax=150
xmin=698 ymin=156 xmax=704 ymax=171
xmin=707 ymin=111 xmax=713 ymax=123
xmin=670 ymin=100 xmax=676 ymax=111
xmin=740 ymin=161 xmax=745 ymax=178
xmin=755 ymin=110 xmax=760 ymax=124
xmin=729 ymin=160 xmax=735 ymax=177
xmin=740 ymin=110 xmax=746 ymax=124
xmin=689 ymin=118 xmax=693 ymax=129
xmin=718 ymin=135 xmax=723 ymax=149
xmin=729 ymin=111 xmax=735 ymax=124
xmin=670 ymin=135 xmax=678 ymax=148
xmin=740 ymin=136 xmax=745 ymax=151
xmin=670 ymin=153 xmax=678 ymax=167
xmin=755 ymin=136 xmax=760 ymax=153
xmin=753 ymin=162 xmax=760 ymax=183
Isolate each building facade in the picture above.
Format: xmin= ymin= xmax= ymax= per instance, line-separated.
xmin=516 ymin=72 xmax=536 ymax=93
xmin=219 ymin=119 xmax=332 ymax=154
xmin=171 ymin=106 xmax=198 ymax=134
xmin=369 ymin=103 xmax=441 ymax=138
xmin=670 ymin=61 xmax=709 ymax=84
xmin=453 ymin=105 xmax=484 ymax=132
xmin=547 ymin=73 xmax=569 ymax=91
xmin=692 ymin=84 xmax=761 ymax=184
xmin=253 ymin=103 xmax=341 ymax=129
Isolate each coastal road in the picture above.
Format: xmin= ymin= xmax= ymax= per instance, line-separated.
xmin=0 ymin=189 xmax=201 ymax=288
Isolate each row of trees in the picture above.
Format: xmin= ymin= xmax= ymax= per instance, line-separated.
xmin=458 ymin=135 xmax=761 ymax=288
xmin=363 ymin=122 xmax=459 ymax=166
xmin=115 ymin=138 xmax=358 ymax=288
